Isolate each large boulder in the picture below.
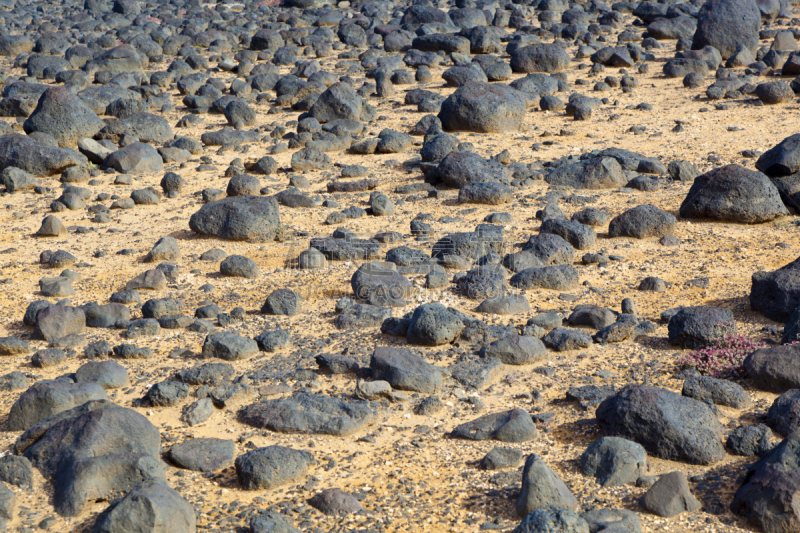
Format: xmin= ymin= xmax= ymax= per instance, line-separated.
xmin=430 ymin=151 xmax=510 ymax=187
xmin=438 ymin=82 xmax=525 ymax=133
xmin=511 ymin=43 xmax=570 ymax=73
xmin=250 ymin=30 xmax=284 ymax=51
xmin=510 ymin=73 xmax=559 ymax=96
xmin=369 ymin=346 xmax=442 ymax=393
xmin=0 ymin=454 xmax=33 ymax=489
xmin=334 ymin=304 xmax=391 ymax=330
xmin=543 ymin=327 xmax=593 ymax=351
xmin=385 ymin=246 xmax=430 ymax=270
xmin=239 ymin=393 xmax=377 ymax=436
xmin=664 ymin=57 xmax=710 ymax=78
xmin=458 ymin=182 xmax=512 ymax=205
xmin=647 ymin=15 xmax=697 ymax=40
xmin=667 ymin=306 xmax=735 ymax=349
xmin=633 ymin=3 xmax=669 ymax=22
xmin=338 ymin=23 xmax=366 ymax=46
xmin=189 ymin=196 xmax=281 ymax=241
xmin=0 ymin=35 xmax=33 ymax=56
xmin=26 ymin=54 xmax=70 ymax=77
xmin=641 ymin=471 xmax=701 ymax=517
xmin=591 ymin=46 xmax=636 ymax=68
xmin=460 ymin=25 xmax=503 ymax=54
xmin=516 ymin=454 xmax=578 ymax=516
xmin=751 ymin=256 xmax=800 ymax=322
xmin=82 ymin=303 xmax=130 ymax=328
xmin=176 ymin=363 xmax=235 ymax=386
xmin=732 ymin=428 xmax=800 ymax=532
xmin=682 ymin=45 xmax=723 ymax=70
xmin=145 ymin=237 xmax=179 ymax=263
xmin=200 ymin=128 xmax=260 ymax=146
xmin=453 ymin=409 xmax=538 ymax=443
xmin=744 ymin=344 xmax=800 ymax=393
xmin=19 ymin=405 xmax=162 ymax=517
xmin=757 ymin=0 xmax=781 ymax=20
xmin=608 ymin=205 xmax=676 ymax=239
xmin=691 ymin=0 xmax=761 ymax=59
xmin=449 ymin=7 xmax=487 ymax=28
xmin=261 ymin=289 xmax=301 ymax=316
xmin=596 ymin=385 xmax=726 ymax=465
xmin=95 ymin=481 xmax=196 ymax=533
xmin=78 ymin=85 xmax=142 ymax=115
xmin=15 ymin=401 xmax=110 ymax=455
xmin=83 ymin=45 xmax=144 ymax=77
xmin=580 ymin=437 xmax=647 ymax=487
xmin=235 ymin=446 xmax=315 ymax=490
xmin=78 ymin=137 xmax=114 ymax=165
xmin=545 ymin=157 xmax=626 ymax=189
xmin=480 ymin=447 xmax=524 ymax=470
xmin=351 ymin=262 xmax=413 ymax=307
xmin=540 ymin=218 xmax=596 ymax=250
xmin=522 ymin=234 xmax=575 ymax=265
xmin=2 ymin=167 xmax=37 ymax=193
xmin=476 ymin=295 xmax=531 ymax=315
xmin=23 ymin=87 xmax=104 ymax=147
xmin=767 ymin=390 xmax=800 ymax=435
xmin=96 ymin=113 xmax=173 ymax=144
xmin=224 ymin=100 xmax=256 ymax=127
xmin=510 ymin=264 xmax=578 ymax=291
xmin=0 ymin=337 xmax=30 ymax=356
xmin=75 ymin=361 xmax=128 ymax=390
xmin=669 ymin=160 xmax=702 ymax=182
xmin=309 ymin=82 xmax=363 ymax=123
xmin=250 ymin=512 xmax=301 ymax=533
xmin=431 ymin=225 xmax=504 ymax=261
xmin=515 ymin=506 xmax=589 ymax=533
xmin=406 ymin=303 xmax=464 ymax=345
xmin=56 ymin=453 xmax=163 ymax=517
xmin=104 ymin=142 xmax=163 ymax=174
xmin=126 ymin=269 xmax=166 ymax=291
xmin=141 ymin=297 xmax=184 ymax=319
xmin=138 ymin=381 xmax=190 ymax=408
xmin=682 ymin=376 xmax=750 ymax=409
xmin=308 ymin=488 xmax=363 ymax=516
xmin=181 ymin=399 xmax=214 ymax=427
xmin=413 ymin=33 xmax=470 ymax=54
xmin=757 ymin=134 xmax=800 ymax=177
xmin=34 ymin=304 xmax=85 ymax=345
xmin=0 ymin=134 xmax=86 ymax=176
xmin=168 ymin=438 xmax=235 ymax=472
xmin=9 ymin=381 xmax=107 ymax=431
xmin=400 ymin=5 xmax=451 ymax=29
xmin=755 ymin=81 xmax=794 ymax=105
xmin=202 ymin=332 xmax=258 ymax=361
xmin=568 ymin=305 xmax=616 ymax=329
xmin=456 ymin=265 xmax=508 ymax=300
xmin=480 ymin=334 xmax=547 ymax=365
xmin=679 ymin=164 xmax=788 ymax=223
xmin=451 ymin=358 xmax=505 ymax=390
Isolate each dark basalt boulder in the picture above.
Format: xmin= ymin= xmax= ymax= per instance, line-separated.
xmin=597 ymin=385 xmax=726 ymax=465
xmin=0 ymin=134 xmax=87 ymax=177
xmin=679 ymin=164 xmax=788 ymax=223
xmin=189 ymin=196 xmax=281 ymax=241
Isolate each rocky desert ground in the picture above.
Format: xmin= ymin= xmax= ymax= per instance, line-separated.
xmin=2 ymin=0 xmax=800 ymax=531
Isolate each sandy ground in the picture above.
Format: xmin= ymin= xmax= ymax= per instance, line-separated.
xmin=0 ymin=6 xmax=798 ymax=533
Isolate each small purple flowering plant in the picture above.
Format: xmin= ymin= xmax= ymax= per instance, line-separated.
xmin=676 ymin=323 xmax=766 ymax=378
